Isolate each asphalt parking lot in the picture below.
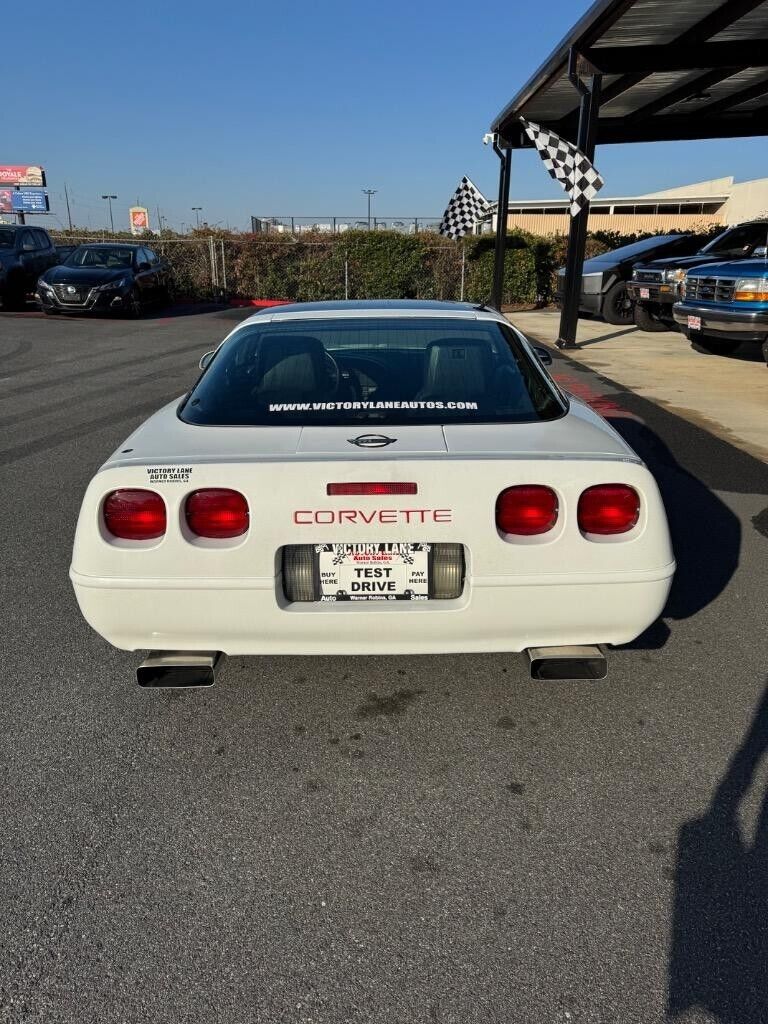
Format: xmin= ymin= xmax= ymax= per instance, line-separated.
xmin=1 ymin=306 xmax=767 ymax=1024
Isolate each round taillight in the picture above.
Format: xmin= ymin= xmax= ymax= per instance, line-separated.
xmin=496 ymin=485 xmax=559 ymax=536
xmin=103 ymin=489 xmax=166 ymax=540
xmin=185 ymin=488 xmax=249 ymax=538
xmin=578 ymin=484 xmax=640 ymax=535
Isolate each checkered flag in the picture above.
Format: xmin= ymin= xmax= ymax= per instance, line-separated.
xmin=439 ymin=176 xmax=491 ymax=240
xmin=520 ymin=118 xmax=604 ymax=216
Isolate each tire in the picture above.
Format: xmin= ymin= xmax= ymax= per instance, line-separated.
xmin=42 ymin=307 xmax=59 ymax=316
xmin=690 ymin=334 xmax=740 ymax=356
xmin=125 ymin=289 xmax=143 ymax=318
xmin=633 ymin=303 xmax=672 ymax=333
xmin=602 ymin=282 xmax=633 ymax=325
xmin=762 ymin=338 xmax=768 ymax=366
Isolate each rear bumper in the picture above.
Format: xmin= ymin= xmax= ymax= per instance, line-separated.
xmin=70 ymin=564 xmax=675 ymax=654
xmin=673 ymin=302 xmax=768 ymax=342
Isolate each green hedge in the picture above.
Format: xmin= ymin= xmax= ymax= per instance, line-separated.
xmin=51 ymin=225 xmax=714 ymax=305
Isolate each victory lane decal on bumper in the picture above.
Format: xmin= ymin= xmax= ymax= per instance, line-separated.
xmin=146 ymin=466 xmax=193 ymax=484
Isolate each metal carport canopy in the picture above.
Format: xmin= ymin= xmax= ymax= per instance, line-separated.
xmin=487 ymin=0 xmax=768 ymax=345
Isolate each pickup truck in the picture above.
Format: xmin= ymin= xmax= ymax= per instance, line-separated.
xmin=672 ymin=259 xmax=768 ymax=365
xmin=0 ymin=224 xmax=59 ymax=309
xmin=628 ymin=220 xmax=768 ymax=332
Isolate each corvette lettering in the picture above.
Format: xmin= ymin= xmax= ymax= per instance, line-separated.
xmin=293 ymin=509 xmax=452 ymax=525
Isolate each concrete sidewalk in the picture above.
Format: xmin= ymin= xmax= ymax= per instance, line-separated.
xmin=511 ymin=309 xmax=768 ymax=463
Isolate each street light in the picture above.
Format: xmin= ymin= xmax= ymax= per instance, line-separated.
xmin=192 ymin=206 xmax=202 ymax=228
xmin=101 ymin=194 xmax=117 ymax=234
xmin=362 ymin=189 xmax=377 ymax=230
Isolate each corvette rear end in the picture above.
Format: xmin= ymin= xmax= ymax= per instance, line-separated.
xmin=70 ymin=301 xmax=674 ymax=680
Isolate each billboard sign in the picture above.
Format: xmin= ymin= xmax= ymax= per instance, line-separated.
xmin=12 ymin=188 xmax=49 ymax=213
xmin=0 ymin=165 xmax=46 ymax=187
xmin=129 ymin=206 xmax=149 ymax=235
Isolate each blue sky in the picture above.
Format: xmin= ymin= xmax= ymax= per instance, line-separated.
xmin=7 ymin=0 xmax=768 ymax=231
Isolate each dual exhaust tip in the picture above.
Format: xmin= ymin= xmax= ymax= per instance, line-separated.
xmin=136 ymin=645 xmax=606 ymax=687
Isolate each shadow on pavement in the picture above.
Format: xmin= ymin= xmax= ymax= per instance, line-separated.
xmin=605 ymin=416 xmax=742 ymax=649
xmin=668 ymin=678 xmax=768 ymax=1023
xmin=577 ymin=326 xmax=637 ymax=347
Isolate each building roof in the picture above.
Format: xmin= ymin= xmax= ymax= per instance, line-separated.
xmin=491 ymin=0 xmax=768 ymax=148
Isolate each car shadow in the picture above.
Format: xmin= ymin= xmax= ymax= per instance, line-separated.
xmin=603 ymin=416 xmax=742 ymax=650
xmin=668 ymin=677 xmax=768 ymax=1023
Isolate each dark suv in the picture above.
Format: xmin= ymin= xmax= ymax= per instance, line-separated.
xmin=628 ymin=221 xmax=768 ymax=332
xmin=555 ymin=233 xmax=705 ymax=325
xmin=0 ymin=225 xmax=58 ymax=309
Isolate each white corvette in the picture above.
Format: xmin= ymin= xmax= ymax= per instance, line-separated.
xmin=70 ymin=301 xmax=675 ymax=685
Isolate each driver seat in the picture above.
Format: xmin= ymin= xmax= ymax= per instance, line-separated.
xmin=253 ymin=335 xmax=331 ymax=402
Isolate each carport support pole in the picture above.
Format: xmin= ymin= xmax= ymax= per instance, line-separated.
xmin=491 ymin=141 xmax=512 ymax=310
xmin=556 ymin=62 xmax=602 ymax=350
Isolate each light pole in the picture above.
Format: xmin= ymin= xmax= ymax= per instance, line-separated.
xmin=192 ymin=206 xmax=202 ymax=229
xmin=101 ymin=194 xmax=117 ymax=234
xmin=362 ymin=189 xmax=377 ymax=230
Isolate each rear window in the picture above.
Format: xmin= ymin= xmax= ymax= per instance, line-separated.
xmin=180 ymin=317 xmax=565 ymax=427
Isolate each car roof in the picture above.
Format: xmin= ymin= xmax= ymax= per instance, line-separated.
xmin=72 ymin=242 xmax=142 ymax=249
xmin=240 ymin=299 xmax=502 ymax=325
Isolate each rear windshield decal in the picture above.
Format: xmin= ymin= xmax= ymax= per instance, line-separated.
xmin=268 ymin=400 xmax=478 ymax=412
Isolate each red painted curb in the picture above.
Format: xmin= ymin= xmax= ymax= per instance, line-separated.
xmin=228 ymin=298 xmax=291 ymax=308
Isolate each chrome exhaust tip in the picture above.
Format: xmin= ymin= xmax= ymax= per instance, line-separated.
xmin=526 ymin=646 xmax=607 ymax=680
xmin=136 ymin=651 xmax=222 ymax=688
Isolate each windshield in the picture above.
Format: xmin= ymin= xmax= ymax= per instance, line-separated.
xmin=181 ymin=317 xmax=565 ymax=427
xmin=699 ymin=223 xmax=768 ymax=258
xmin=0 ymin=227 xmax=17 ymax=248
xmin=65 ymin=247 xmax=135 ymax=269
xmin=591 ymin=234 xmax=685 ymax=262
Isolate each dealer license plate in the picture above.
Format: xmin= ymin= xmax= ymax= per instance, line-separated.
xmin=318 ymin=542 xmax=429 ymax=602
xmin=639 ymin=287 xmax=650 ymax=299
xmin=687 ymin=315 xmax=702 ymax=330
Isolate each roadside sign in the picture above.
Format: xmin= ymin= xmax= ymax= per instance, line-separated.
xmin=11 ymin=188 xmax=49 ymax=213
xmin=0 ymin=165 xmax=46 ymax=187
xmin=130 ymin=206 xmax=149 ymax=234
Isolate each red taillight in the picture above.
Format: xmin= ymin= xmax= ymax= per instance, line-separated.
xmin=185 ymin=488 xmax=249 ymax=538
xmin=578 ymin=484 xmax=640 ymax=535
xmin=496 ymin=485 xmax=559 ymax=536
xmin=103 ymin=489 xmax=166 ymax=540
xmin=326 ymin=482 xmax=418 ymax=496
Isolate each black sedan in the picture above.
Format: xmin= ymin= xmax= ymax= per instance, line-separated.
xmin=37 ymin=243 xmax=172 ymax=316
xmin=555 ymin=233 xmax=706 ymax=325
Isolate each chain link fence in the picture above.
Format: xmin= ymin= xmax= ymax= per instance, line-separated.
xmin=49 ymin=232 xmax=470 ymax=303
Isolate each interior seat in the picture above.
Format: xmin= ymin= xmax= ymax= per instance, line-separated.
xmin=415 ymin=338 xmax=495 ymax=402
xmin=252 ymin=335 xmax=332 ymax=402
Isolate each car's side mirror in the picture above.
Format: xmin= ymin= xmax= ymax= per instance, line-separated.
xmin=137 ymin=261 xmax=151 ymax=272
xmin=532 ymin=345 xmax=553 ymax=366
xmin=199 ymin=350 xmax=215 ymax=370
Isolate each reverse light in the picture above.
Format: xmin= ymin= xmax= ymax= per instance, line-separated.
xmin=578 ymin=484 xmax=640 ymax=536
xmin=104 ymin=489 xmax=166 ymax=540
xmin=327 ymin=482 xmax=417 ymax=496
xmin=185 ymin=488 xmax=249 ymax=538
xmin=496 ymin=485 xmax=558 ymax=536
xmin=733 ymin=277 xmax=768 ymax=302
